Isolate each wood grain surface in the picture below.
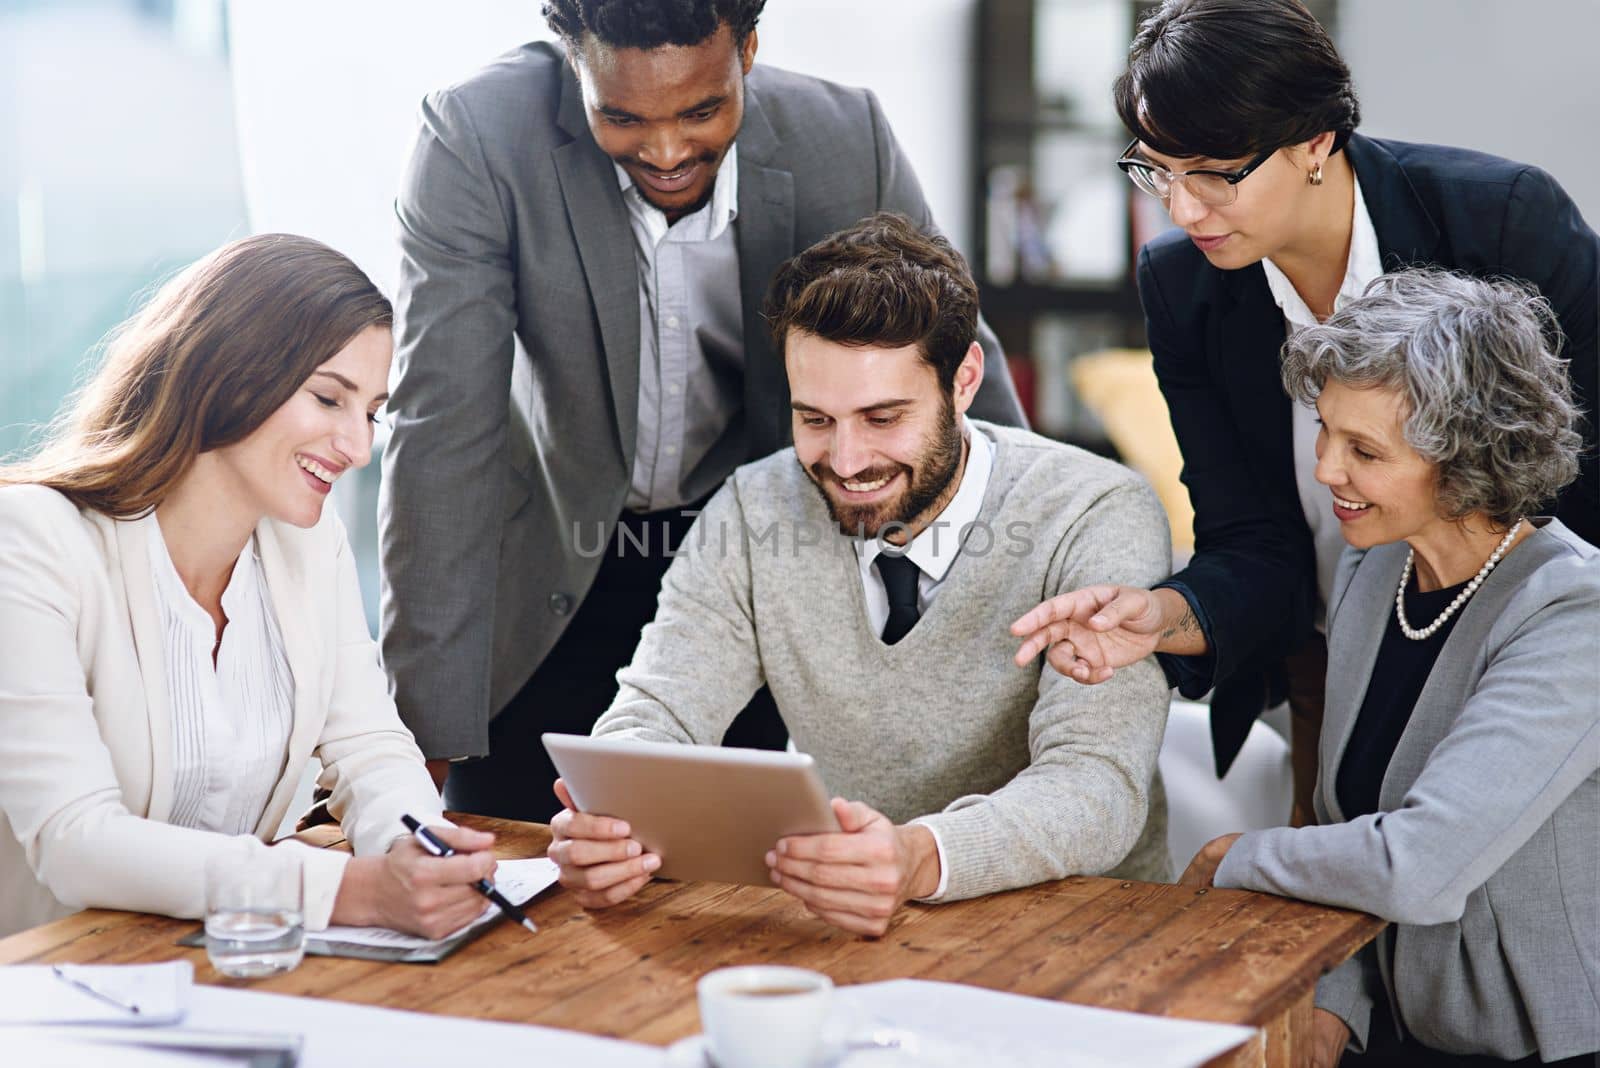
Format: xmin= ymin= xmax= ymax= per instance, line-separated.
xmin=0 ymin=814 xmax=1384 ymax=1066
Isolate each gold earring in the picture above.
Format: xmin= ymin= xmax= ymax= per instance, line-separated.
xmin=1307 ymin=164 xmax=1324 ymax=186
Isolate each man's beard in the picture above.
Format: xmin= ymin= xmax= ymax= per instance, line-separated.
xmin=807 ymin=398 xmax=964 ymax=540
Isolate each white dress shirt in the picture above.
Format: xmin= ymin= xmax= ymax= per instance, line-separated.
xmin=851 ymin=423 xmax=994 ymax=897
xmin=853 ymin=423 xmax=995 ymax=632
xmin=148 ymin=517 xmax=293 ymax=837
xmin=1261 ymin=172 xmax=1382 ymax=629
xmin=616 ymin=145 xmax=747 ymax=512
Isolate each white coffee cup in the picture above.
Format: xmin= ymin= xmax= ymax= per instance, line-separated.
xmin=697 ymin=965 xmax=833 ymax=1068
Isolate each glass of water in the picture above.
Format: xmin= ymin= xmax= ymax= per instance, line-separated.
xmin=204 ymin=850 xmax=305 ymax=979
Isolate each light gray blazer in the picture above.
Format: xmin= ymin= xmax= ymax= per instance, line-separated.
xmin=1216 ymin=520 xmax=1600 ymax=1061
xmin=379 ymin=42 xmax=1024 ymax=758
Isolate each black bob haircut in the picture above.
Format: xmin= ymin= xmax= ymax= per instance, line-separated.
xmin=1113 ymin=0 xmax=1360 ymax=162
xmin=542 ymin=0 xmax=767 ymax=50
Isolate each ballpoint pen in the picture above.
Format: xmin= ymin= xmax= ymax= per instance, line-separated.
xmin=51 ymin=964 xmax=142 ymax=1015
xmin=400 ymin=814 xmax=538 ymax=934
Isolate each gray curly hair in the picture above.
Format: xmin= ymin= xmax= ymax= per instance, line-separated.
xmin=1279 ymin=268 xmax=1582 ymax=528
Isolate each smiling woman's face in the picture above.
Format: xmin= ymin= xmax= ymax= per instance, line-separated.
xmin=1312 ymin=379 xmax=1443 ymax=549
xmin=210 ymin=325 xmax=392 ymax=529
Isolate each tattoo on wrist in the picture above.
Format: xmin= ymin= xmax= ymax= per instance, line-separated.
xmin=1161 ymin=607 xmax=1200 ymax=642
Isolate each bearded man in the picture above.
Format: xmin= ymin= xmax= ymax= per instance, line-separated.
xmin=550 ymin=214 xmax=1174 ymax=935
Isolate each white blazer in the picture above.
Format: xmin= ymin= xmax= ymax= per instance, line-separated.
xmin=0 ymin=484 xmax=446 ymax=937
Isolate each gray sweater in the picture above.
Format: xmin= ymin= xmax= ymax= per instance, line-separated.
xmin=595 ymin=421 xmax=1174 ymax=900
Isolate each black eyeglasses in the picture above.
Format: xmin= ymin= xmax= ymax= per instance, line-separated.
xmin=1115 ymin=139 xmax=1279 ymax=207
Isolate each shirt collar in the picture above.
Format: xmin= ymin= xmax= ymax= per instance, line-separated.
xmin=147 ymin=513 xmax=259 ymax=634
xmin=855 ymin=421 xmax=994 ymax=583
xmin=614 ymin=141 xmax=739 ymax=245
xmin=1262 ymin=171 xmax=1381 ymax=328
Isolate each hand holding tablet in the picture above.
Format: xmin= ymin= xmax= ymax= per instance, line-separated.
xmin=547 ymin=779 xmax=662 ymax=909
xmin=542 ymin=734 xmax=840 ymax=908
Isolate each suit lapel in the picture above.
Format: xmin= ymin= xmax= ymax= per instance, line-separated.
xmin=733 ymin=89 xmax=795 ymax=460
xmin=251 ymin=520 xmax=323 ymax=840
xmin=1346 ymin=134 xmax=1443 ymax=270
xmin=1213 ymin=267 xmax=1296 ymax=493
xmin=553 ymin=62 xmax=642 ymax=461
xmin=1321 ymin=544 xmax=1408 ymax=821
xmin=112 ymin=516 xmax=175 ymax=822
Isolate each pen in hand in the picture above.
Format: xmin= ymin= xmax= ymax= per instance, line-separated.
xmin=400 ymin=814 xmax=538 ymax=934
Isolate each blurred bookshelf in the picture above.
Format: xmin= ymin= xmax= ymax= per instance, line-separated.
xmin=974 ymin=0 xmax=1336 ymax=452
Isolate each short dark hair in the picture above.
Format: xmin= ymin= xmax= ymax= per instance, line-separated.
xmin=1113 ymin=0 xmax=1360 ymax=161
xmin=764 ymin=213 xmax=979 ymax=393
xmin=542 ymin=0 xmax=766 ymax=50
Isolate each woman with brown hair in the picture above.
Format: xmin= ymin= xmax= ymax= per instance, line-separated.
xmin=0 ymin=233 xmax=497 ymax=939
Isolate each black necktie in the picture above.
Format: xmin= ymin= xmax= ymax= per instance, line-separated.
xmin=876 ymin=553 xmax=922 ymax=645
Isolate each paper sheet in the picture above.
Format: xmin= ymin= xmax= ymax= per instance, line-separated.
xmin=8 ymin=1026 xmax=297 ymax=1067
xmin=316 ymin=857 xmax=558 ymax=950
xmin=0 ymin=1031 xmax=239 ymax=1067
xmin=181 ymin=985 xmax=658 ymax=1067
xmin=0 ymin=961 xmax=192 ymax=1026
xmin=837 ymin=980 xmax=1256 ymax=1068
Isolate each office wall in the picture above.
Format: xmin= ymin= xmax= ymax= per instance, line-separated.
xmin=226 ymin=0 xmax=979 ymax=296
xmin=754 ymin=0 xmax=978 ymax=255
xmin=0 ymin=2 xmax=247 ymax=458
xmin=1339 ymin=0 xmax=1598 ymax=220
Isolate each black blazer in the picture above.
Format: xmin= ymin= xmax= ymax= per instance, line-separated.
xmin=1137 ymin=134 xmax=1599 ymax=774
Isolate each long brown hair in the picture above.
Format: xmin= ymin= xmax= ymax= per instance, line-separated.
xmin=0 ymin=233 xmax=392 ymax=518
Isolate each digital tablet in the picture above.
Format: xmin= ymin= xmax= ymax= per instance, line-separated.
xmin=541 ymin=733 xmax=840 ymax=886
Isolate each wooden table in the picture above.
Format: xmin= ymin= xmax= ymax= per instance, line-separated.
xmin=0 ymin=815 xmax=1383 ymax=1067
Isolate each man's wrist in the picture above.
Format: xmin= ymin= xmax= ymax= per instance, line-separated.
xmin=897 ymin=824 xmax=942 ymax=901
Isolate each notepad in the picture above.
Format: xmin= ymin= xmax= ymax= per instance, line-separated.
xmin=0 ymin=961 xmax=192 ymax=1026
xmin=318 ymin=857 xmax=559 ymax=950
xmin=178 ymin=856 xmax=560 ymax=963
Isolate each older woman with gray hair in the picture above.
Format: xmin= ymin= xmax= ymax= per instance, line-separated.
xmin=1179 ymin=269 xmax=1598 ymax=1068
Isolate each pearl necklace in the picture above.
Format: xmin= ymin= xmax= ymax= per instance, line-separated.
xmin=1395 ymin=518 xmax=1524 ymax=640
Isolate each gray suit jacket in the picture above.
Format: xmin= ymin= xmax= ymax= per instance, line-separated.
xmin=380 ymin=43 xmax=1025 ymax=758
xmin=1216 ymin=520 xmax=1600 ymax=1060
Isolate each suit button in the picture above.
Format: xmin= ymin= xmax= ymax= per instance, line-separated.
xmin=548 ymin=593 xmax=573 ymax=616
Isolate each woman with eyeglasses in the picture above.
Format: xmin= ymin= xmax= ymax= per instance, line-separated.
xmin=1011 ymin=0 xmax=1597 ymax=830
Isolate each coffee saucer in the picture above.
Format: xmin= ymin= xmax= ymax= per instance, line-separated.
xmin=663 ymin=1032 xmax=933 ymax=1067
xmin=664 ymin=1035 xmax=821 ymax=1068
xmin=662 ymin=1035 xmax=711 ymax=1067
xmin=664 ymin=1035 xmax=826 ymax=1068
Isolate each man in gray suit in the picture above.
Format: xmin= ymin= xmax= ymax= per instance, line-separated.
xmin=380 ymin=0 xmax=1024 ymax=820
